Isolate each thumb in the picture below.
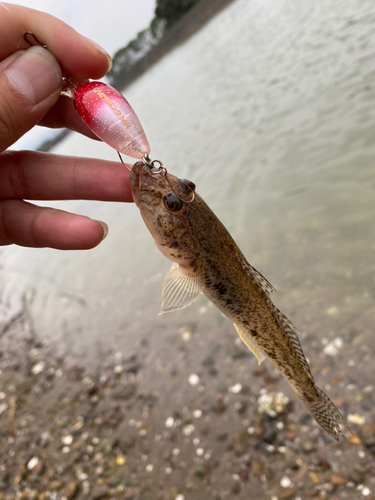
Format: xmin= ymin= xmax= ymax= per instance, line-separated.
xmin=0 ymin=46 xmax=62 ymax=151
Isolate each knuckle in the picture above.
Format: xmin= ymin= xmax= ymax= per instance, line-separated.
xmin=0 ymin=200 xmax=12 ymax=245
xmin=10 ymin=151 xmax=29 ymax=198
xmin=0 ymin=84 xmax=32 ymax=151
xmin=0 ymin=89 xmax=18 ymax=138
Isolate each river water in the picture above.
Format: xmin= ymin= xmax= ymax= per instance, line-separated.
xmin=1 ymin=0 xmax=375 ymax=365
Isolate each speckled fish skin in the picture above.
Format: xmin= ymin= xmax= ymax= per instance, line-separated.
xmin=130 ymin=161 xmax=351 ymax=441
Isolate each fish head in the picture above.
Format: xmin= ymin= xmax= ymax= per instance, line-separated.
xmin=130 ymin=161 xmax=199 ymax=267
xmin=131 ymin=161 xmax=195 ymax=208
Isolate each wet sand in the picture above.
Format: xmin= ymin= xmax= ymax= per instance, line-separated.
xmin=1 ymin=284 xmax=375 ymax=499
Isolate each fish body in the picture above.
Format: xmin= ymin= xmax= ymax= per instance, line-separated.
xmin=130 ymin=161 xmax=350 ymax=440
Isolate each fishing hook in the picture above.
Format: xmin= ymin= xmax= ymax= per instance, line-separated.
xmin=117 ymin=151 xmax=132 ymax=172
xmin=142 ymin=155 xmax=195 ymax=203
xmin=23 ymin=31 xmax=73 ymax=89
xmin=23 ymin=31 xmax=47 ymax=49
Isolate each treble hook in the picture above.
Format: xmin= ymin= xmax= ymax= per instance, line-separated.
xmin=142 ymin=155 xmax=195 ymax=203
xmin=23 ymin=31 xmax=47 ymax=49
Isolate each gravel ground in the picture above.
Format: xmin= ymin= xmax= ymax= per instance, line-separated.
xmin=1 ymin=293 xmax=375 ymax=500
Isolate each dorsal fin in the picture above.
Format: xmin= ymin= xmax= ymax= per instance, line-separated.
xmin=236 ymin=254 xmax=314 ymax=383
xmin=236 ymin=254 xmax=276 ymax=296
xmin=268 ymin=301 xmax=315 ymax=383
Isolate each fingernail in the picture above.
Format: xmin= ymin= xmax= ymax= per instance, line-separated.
xmin=97 ymin=221 xmax=108 ymax=241
xmin=5 ymin=46 xmax=62 ymax=105
xmin=86 ymin=38 xmax=113 ymax=71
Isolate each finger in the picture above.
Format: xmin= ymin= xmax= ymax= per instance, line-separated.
xmin=0 ymin=46 xmax=63 ymax=151
xmin=0 ymin=3 xmax=111 ymax=81
xmin=0 ymin=199 xmax=108 ymax=249
xmin=0 ymin=150 xmax=133 ymax=202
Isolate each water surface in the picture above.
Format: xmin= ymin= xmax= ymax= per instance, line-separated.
xmin=1 ymin=0 xmax=375 ymax=365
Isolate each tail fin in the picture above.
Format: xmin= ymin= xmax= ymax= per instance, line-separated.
xmin=302 ymin=387 xmax=351 ymax=441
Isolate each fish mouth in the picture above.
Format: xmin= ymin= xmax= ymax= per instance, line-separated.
xmin=129 ymin=161 xmax=146 ymax=208
xmin=130 ymin=161 xmax=169 ymax=207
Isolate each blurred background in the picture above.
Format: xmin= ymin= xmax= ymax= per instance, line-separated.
xmin=1 ymin=1 xmax=375 ymax=499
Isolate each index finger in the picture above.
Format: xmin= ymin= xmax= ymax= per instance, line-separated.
xmin=0 ymin=3 xmax=111 ymax=81
xmin=0 ymin=150 xmax=133 ymax=202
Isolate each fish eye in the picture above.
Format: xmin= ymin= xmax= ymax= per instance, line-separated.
xmin=163 ymin=193 xmax=183 ymax=212
xmin=179 ymin=179 xmax=196 ymax=192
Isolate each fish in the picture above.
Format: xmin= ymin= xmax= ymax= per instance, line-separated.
xmin=130 ymin=161 xmax=351 ymax=440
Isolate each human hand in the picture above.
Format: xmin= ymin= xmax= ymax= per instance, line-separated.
xmin=0 ymin=3 xmax=133 ymax=250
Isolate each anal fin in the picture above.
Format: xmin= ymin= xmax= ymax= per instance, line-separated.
xmin=233 ymin=323 xmax=265 ymax=365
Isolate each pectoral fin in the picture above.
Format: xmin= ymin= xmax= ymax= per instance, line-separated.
xmin=160 ymin=263 xmax=205 ymax=314
xmin=233 ymin=323 xmax=266 ymax=365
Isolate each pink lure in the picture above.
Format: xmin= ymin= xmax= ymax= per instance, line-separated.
xmin=73 ymin=82 xmax=150 ymax=159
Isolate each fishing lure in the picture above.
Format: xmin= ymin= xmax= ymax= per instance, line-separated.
xmin=24 ymin=32 xmax=193 ymax=202
xmin=23 ymin=32 xmax=149 ymax=160
xmin=71 ymin=80 xmax=150 ymax=160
